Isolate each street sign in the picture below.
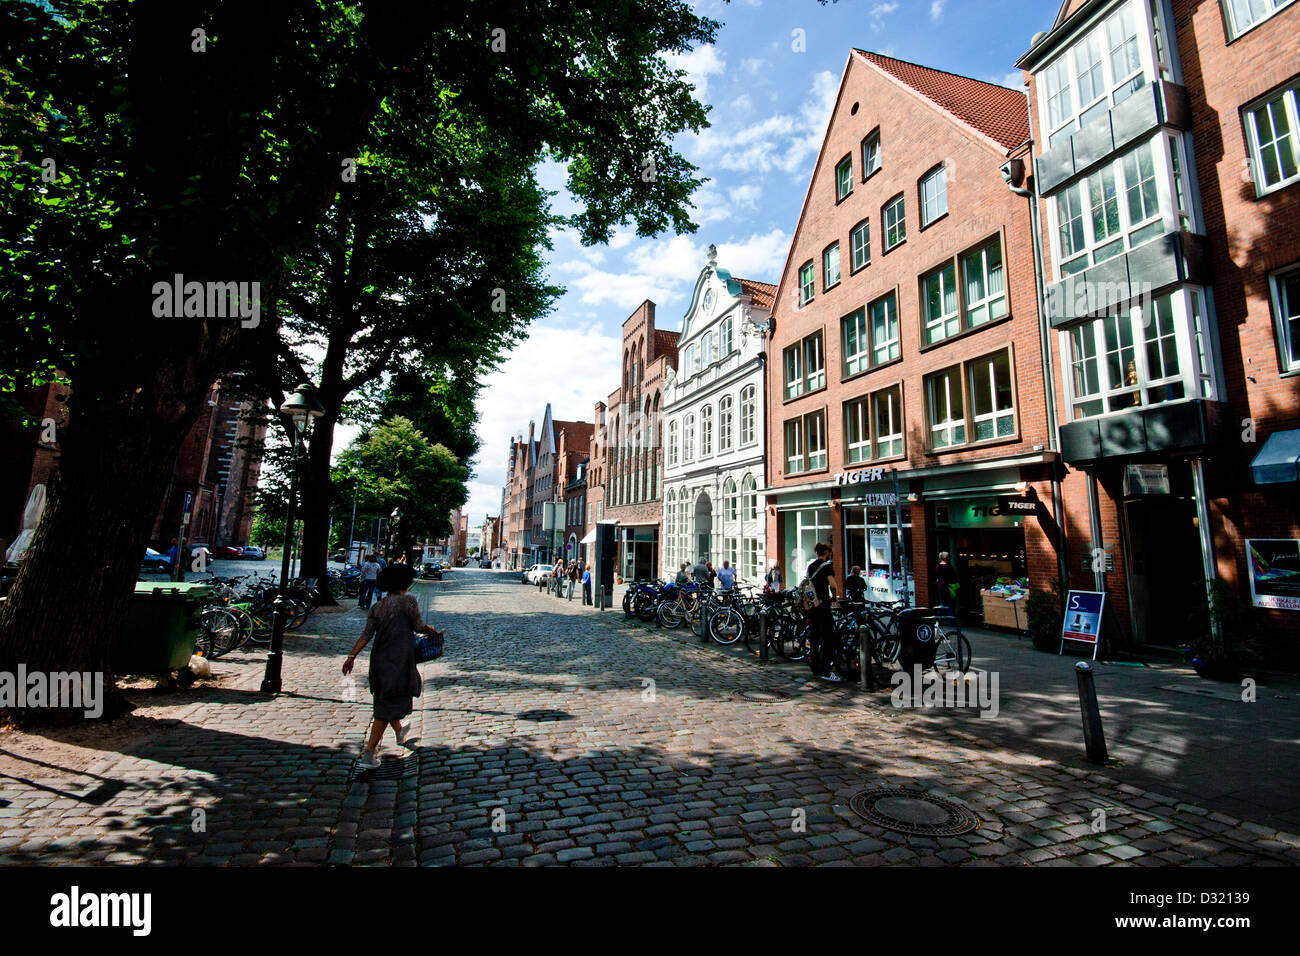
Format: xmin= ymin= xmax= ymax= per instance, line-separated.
xmin=1060 ymin=590 xmax=1105 ymax=659
xmin=182 ymin=490 xmax=194 ymax=521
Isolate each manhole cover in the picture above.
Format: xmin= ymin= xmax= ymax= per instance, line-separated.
xmin=516 ymin=709 xmax=575 ymax=722
xmin=849 ymin=788 xmax=981 ymax=836
xmin=733 ymin=689 xmax=793 ymax=703
xmin=348 ymin=756 xmax=419 ymax=784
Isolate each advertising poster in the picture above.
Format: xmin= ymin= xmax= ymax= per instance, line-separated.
xmin=1246 ymin=539 xmax=1300 ymax=611
xmin=1060 ymin=590 xmax=1105 ymax=657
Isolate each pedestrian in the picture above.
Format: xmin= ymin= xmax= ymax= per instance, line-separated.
xmin=568 ymin=560 xmax=579 ymax=600
xmin=166 ymin=537 xmax=178 ymax=567
xmin=934 ymin=551 xmax=960 ymax=619
xmin=692 ymin=556 xmax=709 ymax=587
xmin=358 ymin=552 xmax=381 ymax=609
xmin=706 ymin=561 xmax=717 ymax=589
xmin=718 ymin=559 xmax=736 ymax=590
xmin=582 ymin=563 xmax=593 ymax=605
xmin=554 ymin=558 xmax=565 ymax=597
xmin=765 ymin=559 xmax=783 ymax=593
xmin=843 ymin=565 xmax=869 ymax=602
xmin=804 ymin=542 xmax=839 ymax=681
xmin=343 ymin=562 xmax=442 ymax=768
xmin=675 ymin=563 xmax=690 ymax=587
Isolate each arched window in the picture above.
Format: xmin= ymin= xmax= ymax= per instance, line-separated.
xmin=742 ymin=473 xmax=758 ymax=521
xmin=701 ymin=405 xmax=713 ymax=457
xmin=684 ymin=414 xmax=696 ymax=462
xmin=723 ymin=477 xmax=738 ymax=522
xmin=740 ymin=386 xmax=756 ymax=446
xmin=668 ymin=419 xmax=679 ymax=467
xmin=719 ymin=395 xmax=733 ymax=451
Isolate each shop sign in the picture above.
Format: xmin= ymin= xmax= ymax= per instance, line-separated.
xmin=938 ymin=498 xmax=1022 ymax=528
xmin=1246 ymin=539 xmax=1300 ymax=611
xmin=1124 ymin=463 xmax=1170 ymax=496
xmin=997 ymin=494 xmax=1042 ymax=518
xmin=1060 ymin=590 xmax=1106 ymax=658
xmin=833 ymin=466 xmax=891 ymax=486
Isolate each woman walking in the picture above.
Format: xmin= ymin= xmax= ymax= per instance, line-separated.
xmin=342 ymin=563 xmax=442 ymax=768
xmin=805 ymin=542 xmax=838 ymax=681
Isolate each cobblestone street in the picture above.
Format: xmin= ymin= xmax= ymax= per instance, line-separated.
xmin=2 ymin=569 xmax=1298 ymax=867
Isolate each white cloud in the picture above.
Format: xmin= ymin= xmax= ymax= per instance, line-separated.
xmin=729 ymin=92 xmax=754 ymax=115
xmin=990 ymin=71 xmax=1025 ymax=89
xmin=728 ymin=183 xmax=761 ymax=208
xmin=930 ymin=0 xmax=946 ymax=23
xmin=870 ymin=2 xmax=900 ymax=31
xmin=740 ymin=57 xmax=768 ymax=74
xmin=663 ymin=44 xmax=726 ymax=100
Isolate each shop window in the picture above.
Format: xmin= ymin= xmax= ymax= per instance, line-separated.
xmin=919 ymin=164 xmax=948 ymax=226
xmin=883 ymin=195 xmax=906 ymax=250
xmin=850 ymin=219 xmax=871 ymax=272
xmin=925 ymin=366 xmax=966 ymax=449
xmin=823 ymin=242 xmax=841 ymax=290
xmin=835 ymin=155 xmax=853 ymax=201
xmin=1269 ymin=263 xmax=1300 ymax=372
xmin=872 ymin=385 xmax=904 ymax=459
xmin=1245 ymin=82 xmax=1300 ymax=196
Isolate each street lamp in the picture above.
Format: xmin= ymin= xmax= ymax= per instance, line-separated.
xmin=261 ymin=382 xmax=326 ymax=694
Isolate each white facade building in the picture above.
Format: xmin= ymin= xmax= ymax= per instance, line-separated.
xmin=662 ymin=248 xmax=775 ymax=583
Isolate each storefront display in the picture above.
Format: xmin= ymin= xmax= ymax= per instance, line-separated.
xmin=844 ymin=504 xmax=912 ymax=603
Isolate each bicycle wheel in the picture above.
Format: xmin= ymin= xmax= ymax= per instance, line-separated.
xmin=934 ymin=631 xmax=973 ymax=674
xmin=201 ymin=608 xmax=241 ymax=659
xmin=689 ymin=601 xmax=709 ymax=637
xmin=709 ymin=606 xmax=744 ymax=645
xmin=657 ymin=601 xmax=684 ymax=629
xmin=777 ymin=616 xmax=809 ymax=661
xmin=622 ymin=588 xmax=634 ymax=617
xmin=225 ymin=606 xmax=254 ymax=651
xmin=831 ymin=622 xmax=861 ymax=681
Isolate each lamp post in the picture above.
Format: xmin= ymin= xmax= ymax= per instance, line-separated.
xmin=345 ymin=457 xmax=361 ymax=567
xmin=261 ymin=382 xmax=326 ymax=694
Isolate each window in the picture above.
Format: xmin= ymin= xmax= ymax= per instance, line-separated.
xmin=883 ymin=196 xmax=906 ymax=250
xmin=844 ymin=397 xmax=870 ymax=464
xmin=968 ymin=352 xmax=1016 ymax=440
xmin=1037 ymin=0 xmax=1151 ymax=146
xmin=720 ymin=317 xmax=734 ymax=358
xmin=842 ymin=308 xmax=869 ymax=376
xmin=922 ymin=262 xmax=960 ymax=344
xmin=724 ymin=478 xmax=738 ymax=522
xmin=719 ymin=395 xmax=733 ymax=450
xmin=1245 ymin=83 xmax=1299 ymax=194
xmin=806 ymin=410 xmax=827 ymax=470
xmin=961 ymin=238 xmax=1006 ymax=327
xmin=1270 ymin=264 xmax=1300 ymax=372
xmin=823 ymin=242 xmax=841 ymax=290
xmin=920 ymin=165 xmax=948 ymax=226
xmin=667 ymin=419 xmax=678 ymax=467
xmin=742 ymin=474 xmax=758 ymax=521
xmin=835 ymin=155 xmax=853 ymax=201
xmin=799 ymin=261 xmax=815 ymax=304
xmin=862 ymin=130 xmax=881 ymax=177
xmin=740 ymin=386 xmax=756 ymax=445
xmin=872 ymin=385 xmax=904 ymax=459
xmin=1052 ymin=141 xmax=1168 ymax=278
xmin=702 ymin=331 xmax=715 ymax=366
xmin=701 ymin=405 xmax=713 ymax=457
xmin=724 ymin=537 xmax=739 ymax=572
xmin=784 ymin=418 xmax=804 ymax=475
xmin=744 ymin=538 xmax=760 ymax=580
xmin=783 ymin=344 xmax=802 ymax=399
xmin=850 ymin=219 xmax=871 ymax=271
xmin=870 ymin=292 xmax=900 ymax=365
xmin=1064 ymin=290 xmax=1210 ymax=418
xmin=1225 ymin=0 xmax=1296 ymax=39
xmin=926 ymin=366 xmax=966 ymax=449
xmin=683 ymin=414 xmax=696 ymax=462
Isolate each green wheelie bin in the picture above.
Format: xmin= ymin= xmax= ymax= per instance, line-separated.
xmin=111 ymin=581 xmax=211 ymax=675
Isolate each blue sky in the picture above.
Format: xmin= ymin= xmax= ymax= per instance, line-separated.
xmin=460 ymin=0 xmax=1059 ymax=521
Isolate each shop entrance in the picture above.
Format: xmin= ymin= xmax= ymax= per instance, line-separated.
xmin=620 ymin=527 xmax=659 ymax=582
xmin=1123 ymin=492 xmax=1204 ymax=646
xmin=931 ymin=497 xmax=1028 ymax=624
xmin=694 ymin=492 xmax=713 ymax=562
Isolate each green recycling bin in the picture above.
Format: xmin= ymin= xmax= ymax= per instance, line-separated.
xmin=112 ymin=581 xmax=211 ymax=675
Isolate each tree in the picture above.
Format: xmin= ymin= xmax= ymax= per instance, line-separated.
xmin=0 ymin=0 xmax=719 ymax=720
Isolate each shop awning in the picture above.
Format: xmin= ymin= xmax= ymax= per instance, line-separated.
xmin=579 ymin=527 xmax=598 ymax=544
xmin=1250 ymin=429 xmax=1300 ymax=484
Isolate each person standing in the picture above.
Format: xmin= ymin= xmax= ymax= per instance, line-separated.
xmin=568 ymin=560 xmax=579 ymax=600
xmin=805 ymin=542 xmax=838 ymax=681
xmin=692 ymin=556 xmax=709 ymax=587
xmin=675 ymin=563 xmax=690 ymax=587
xmin=934 ymin=551 xmax=960 ymax=619
xmin=582 ymin=564 xmax=593 ymax=605
xmin=706 ymin=561 xmax=717 ymax=589
xmin=765 ymin=560 xmax=783 ymax=593
xmin=358 ymin=553 xmax=382 ymax=609
xmin=718 ymin=560 xmax=736 ymax=591
xmin=342 ymin=562 xmax=441 ymax=768
xmin=843 ymin=565 xmax=869 ymax=603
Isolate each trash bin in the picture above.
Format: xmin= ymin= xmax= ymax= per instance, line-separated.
xmin=112 ymin=581 xmax=211 ymax=675
xmin=896 ymin=607 xmax=939 ymax=671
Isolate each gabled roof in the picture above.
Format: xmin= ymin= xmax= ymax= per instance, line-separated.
xmin=853 ymin=50 xmax=1029 ymax=151
xmin=654 ymin=329 xmax=679 ymax=357
xmin=737 ymin=279 xmax=777 ymax=312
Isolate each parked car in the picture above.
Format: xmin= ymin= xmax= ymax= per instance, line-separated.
xmin=210 ymin=545 xmax=244 ymax=560
xmin=479 ymin=558 xmax=493 ymax=569
xmin=141 ymin=548 xmax=171 ymax=573
xmin=523 ymin=564 xmax=551 ymax=585
xmin=331 ymin=549 xmax=347 ymax=562
xmin=241 ymin=545 xmax=266 ymax=560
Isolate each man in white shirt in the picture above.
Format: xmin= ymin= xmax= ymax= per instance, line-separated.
xmin=718 ymin=560 xmax=736 ymax=590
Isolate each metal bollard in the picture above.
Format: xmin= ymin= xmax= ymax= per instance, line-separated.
xmin=759 ymin=611 xmax=770 ymax=662
xmin=859 ymin=625 xmax=872 ymax=691
xmin=597 ymin=584 xmax=605 ymax=611
xmin=1075 ymin=661 xmax=1109 ymax=764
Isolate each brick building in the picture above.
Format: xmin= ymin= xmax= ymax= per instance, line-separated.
xmin=562 ymin=456 xmax=589 ymax=565
xmin=1018 ymin=0 xmax=1300 ymax=658
xmin=591 ymin=301 xmax=679 ymax=580
xmin=500 ymin=405 xmax=593 ymax=569
xmin=503 ymin=433 xmax=530 ymax=569
xmin=765 ymin=49 xmax=1065 ymax=615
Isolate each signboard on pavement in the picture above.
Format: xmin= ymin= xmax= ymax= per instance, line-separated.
xmin=1060 ymin=590 xmax=1105 ymax=659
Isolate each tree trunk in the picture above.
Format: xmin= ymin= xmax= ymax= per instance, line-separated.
xmin=297 ymin=412 xmax=338 ymax=604
xmin=0 ymin=399 xmax=197 ymax=724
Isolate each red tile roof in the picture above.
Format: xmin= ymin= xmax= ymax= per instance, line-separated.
xmin=737 ymin=279 xmax=777 ymax=312
xmin=853 ymin=50 xmax=1029 ymax=151
xmin=654 ymin=329 xmax=679 ymax=357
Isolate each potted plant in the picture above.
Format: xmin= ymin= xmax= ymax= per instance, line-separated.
xmin=1025 ymin=578 xmax=1066 ymax=652
xmin=1184 ymin=579 xmax=1255 ymax=681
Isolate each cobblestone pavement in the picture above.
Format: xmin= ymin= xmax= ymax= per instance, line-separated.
xmin=2 ymin=570 xmax=1298 ymax=866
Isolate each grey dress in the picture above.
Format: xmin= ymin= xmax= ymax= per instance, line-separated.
xmin=360 ymin=593 xmax=426 ymax=721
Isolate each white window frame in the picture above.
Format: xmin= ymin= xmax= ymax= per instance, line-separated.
xmin=870 ymin=292 xmax=900 ymax=365
xmin=1244 ymin=82 xmax=1300 ymax=196
xmin=836 ymin=155 xmax=853 ymax=201
xmin=872 ymin=385 xmax=904 ymax=459
xmin=783 ymin=344 xmax=803 ymax=399
xmin=922 ymin=261 xmax=960 ymax=344
xmin=785 ymin=418 xmax=804 ymax=475
xmin=967 ymin=352 xmax=1017 ymax=442
xmin=842 ymin=307 xmax=869 ymax=377
xmin=667 ymin=419 xmax=678 ymax=467
xmin=720 ymin=317 xmax=734 ymax=357
xmin=961 ymin=237 xmax=1007 ymax=327
xmin=742 ymin=474 xmax=758 ymax=521
xmin=806 ymin=410 xmax=827 ymax=471
xmin=823 ymin=242 xmax=841 ymax=290
xmin=845 ymin=397 xmax=870 ymax=464
xmin=1269 ymin=263 xmax=1300 ymax=373
xmin=926 ymin=366 xmax=966 ymax=449
xmin=862 ymin=130 xmax=881 ymax=177
xmin=883 ymin=195 xmax=906 ymax=250
xmin=920 ymin=164 xmax=948 ymax=226
xmin=799 ymin=261 xmax=815 ymax=304
xmin=1224 ymin=0 xmax=1297 ymax=40
xmin=700 ymin=404 xmax=714 ymax=457
xmin=850 ymin=219 xmax=871 ymax=271
xmin=804 ymin=332 xmax=825 ymax=392
xmin=724 ymin=478 xmax=739 ymax=522
xmin=740 ymin=386 xmax=756 ymax=446
xmin=719 ymin=395 xmax=733 ymax=450
xmin=683 ymin=414 xmax=696 ymax=462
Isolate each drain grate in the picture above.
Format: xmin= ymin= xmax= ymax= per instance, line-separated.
xmin=348 ymin=755 xmax=419 ymax=784
xmin=849 ymin=788 xmax=981 ymax=836
xmin=733 ymin=689 xmax=793 ymax=703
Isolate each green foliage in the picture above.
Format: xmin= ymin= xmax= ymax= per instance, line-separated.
xmin=249 ymin=508 xmax=285 ymax=549
xmin=353 ymin=416 xmax=467 ymax=545
xmin=1026 ymin=578 xmax=1067 ymax=651
xmin=1185 ymin=578 xmax=1257 ymax=668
